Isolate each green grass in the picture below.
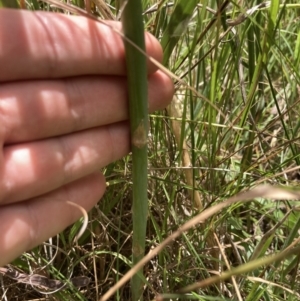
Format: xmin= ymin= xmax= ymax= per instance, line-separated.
xmin=2 ymin=0 xmax=300 ymax=300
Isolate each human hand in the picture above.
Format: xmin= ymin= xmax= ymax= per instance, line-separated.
xmin=0 ymin=9 xmax=173 ymax=266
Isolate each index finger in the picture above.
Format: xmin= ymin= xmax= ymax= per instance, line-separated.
xmin=0 ymin=9 xmax=162 ymax=81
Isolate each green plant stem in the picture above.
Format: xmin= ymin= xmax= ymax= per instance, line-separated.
xmin=121 ymin=1 xmax=148 ymax=300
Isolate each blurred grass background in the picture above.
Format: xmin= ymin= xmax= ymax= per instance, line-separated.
xmin=1 ymin=0 xmax=300 ymax=300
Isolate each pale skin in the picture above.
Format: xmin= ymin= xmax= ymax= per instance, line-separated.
xmin=0 ymin=9 xmax=174 ymax=266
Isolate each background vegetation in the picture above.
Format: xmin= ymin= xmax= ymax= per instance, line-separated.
xmin=1 ymin=0 xmax=300 ymax=300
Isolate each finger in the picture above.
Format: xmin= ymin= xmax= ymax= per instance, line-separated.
xmin=0 ymin=172 xmax=104 ymax=267
xmin=0 ymin=9 xmax=162 ymax=82
xmin=0 ymin=121 xmax=129 ymax=204
xmin=0 ymin=71 xmax=173 ymax=143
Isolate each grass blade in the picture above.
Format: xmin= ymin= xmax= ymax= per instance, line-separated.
xmin=161 ymin=0 xmax=199 ymax=66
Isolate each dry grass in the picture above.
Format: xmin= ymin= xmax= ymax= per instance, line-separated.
xmin=2 ymin=1 xmax=300 ymax=300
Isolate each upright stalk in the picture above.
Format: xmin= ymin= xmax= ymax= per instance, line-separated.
xmin=121 ymin=1 xmax=148 ymax=300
